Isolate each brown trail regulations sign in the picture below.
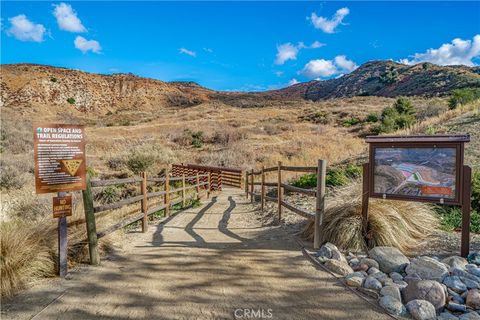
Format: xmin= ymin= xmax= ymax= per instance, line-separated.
xmin=362 ymin=134 xmax=472 ymax=257
xmin=34 ymin=123 xmax=86 ymax=194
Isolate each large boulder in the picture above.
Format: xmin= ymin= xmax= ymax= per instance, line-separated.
xmin=402 ymin=280 xmax=446 ymax=312
xmin=364 ymin=276 xmax=382 ymax=290
xmin=468 ymin=252 xmax=480 ymax=265
xmin=442 ymin=256 xmax=468 ymax=269
xmin=406 ymin=299 xmax=437 ymax=320
xmin=317 ymin=242 xmax=339 ymax=259
xmin=406 ymin=256 xmax=449 ymax=282
xmin=379 ymin=295 xmax=406 ymax=316
xmin=324 ymin=259 xmax=353 ymax=276
xmin=360 ymin=258 xmax=379 ymax=270
xmin=368 ymin=246 xmax=410 ymax=274
xmin=380 ymin=285 xmax=402 ymax=301
xmin=345 ymin=272 xmax=365 ymax=287
xmin=466 ymin=289 xmax=480 ymax=309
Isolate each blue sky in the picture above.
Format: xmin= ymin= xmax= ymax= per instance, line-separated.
xmin=2 ymin=1 xmax=480 ymax=91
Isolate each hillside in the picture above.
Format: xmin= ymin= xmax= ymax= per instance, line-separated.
xmin=1 ymin=61 xmax=479 ymax=113
xmin=268 ymin=61 xmax=480 ymax=101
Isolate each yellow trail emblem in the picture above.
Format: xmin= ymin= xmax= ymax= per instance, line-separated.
xmin=62 ymin=160 xmax=83 ymax=176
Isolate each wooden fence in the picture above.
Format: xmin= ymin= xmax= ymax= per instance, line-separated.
xmin=172 ymin=163 xmax=243 ymax=190
xmin=82 ymin=171 xmax=210 ymax=265
xmin=245 ymin=160 xmax=327 ymax=249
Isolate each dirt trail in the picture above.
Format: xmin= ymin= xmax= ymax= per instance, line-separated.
xmin=2 ymin=188 xmax=390 ymax=320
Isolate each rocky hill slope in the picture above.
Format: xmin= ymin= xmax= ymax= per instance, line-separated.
xmin=1 ymin=61 xmax=479 ymax=113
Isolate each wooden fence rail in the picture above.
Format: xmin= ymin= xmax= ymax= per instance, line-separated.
xmin=172 ymin=163 xmax=242 ymax=189
xmin=82 ymin=171 xmax=211 ymax=265
xmin=245 ymin=159 xmax=327 ymax=249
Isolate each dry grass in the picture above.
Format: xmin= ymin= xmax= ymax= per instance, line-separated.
xmin=301 ymin=181 xmax=438 ymax=253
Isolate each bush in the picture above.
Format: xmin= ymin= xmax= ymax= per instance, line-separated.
xmin=290 ymin=164 xmax=362 ymax=189
xmin=372 ymin=98 xmax=416 ymax=134
xmin=366 ymin=113 xmax=379 ymax=123
xmin=191 ymin=131 xmax=204 ymax=148
xmin=380 ymin=67 xmax=399 ymax=84
xmin=448 ymin=88 xmax=480 ymax=109
xmin=126 ymin=151 xmax=156 ymax=174
xmin=66 ymin=97 xmax=75 ymax=105
xmin=342 ymin=117 xmax=361 ymax=127
xmin=50 ymin=77 xmax=57 ymax=82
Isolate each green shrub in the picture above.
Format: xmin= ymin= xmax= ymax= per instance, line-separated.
xmin=380 ymin=67 xmax=399 ymax=84
xmin=448 ymin=88 xmax=480 ymax=109
xmin=50 ymin=77 xmax=57 ymax=82
xmin=86 ymin=166 xmax=98 ymax=178
xmin=366 ymin=113 xmax=379 ymax=123
xmin=290 ymin=164 xmax=361 ymax=189
xmin=126 ymin=151 xmax=155 ymax=174
xmin=342 ymin=117 xmax=361 ymax=127
xmin=190 ymin=131 xmax=204 ymax=148
xmin=371 ymin=98 xmax=416 ymax=134
xmin=66 ymin=97 xmax=75 ymax=105
xmin=472 ymin=170 xmax=480 ymax=212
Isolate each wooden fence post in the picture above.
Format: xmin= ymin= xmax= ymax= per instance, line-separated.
xmin=250 ymin=169 xmax=254 ymax=203
xmin=141 ymin=172 xmax=148 ymax=233
xmin=196 ymin=171 xmax=200 ymax=200
xmin=165 ymin=171 xmax=170 ymax=216
xmin=261 ymin=166 xmax=266 ymax=211
xmin=182 ymin=173 xmax=186 ymax=207
xmin=461 ymin=165 xmax=472 ymax=257
xmin=361 ymin=163 xmax=370 ymax=243
xmin=245 ymin=171 xmax=249 ymax=199
xmin=314 ymin=160 xmax=326 ymax=250
xmin=82 ymin=174 xmax=99 ymax=265
xmin=277 ymin=161 xmax=283 ymax=221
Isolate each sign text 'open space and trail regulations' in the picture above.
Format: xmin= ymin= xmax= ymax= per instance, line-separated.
xmin=34 ymin=123 xmax=86 ymax=194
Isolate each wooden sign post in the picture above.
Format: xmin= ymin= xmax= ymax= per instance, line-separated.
xmin=362 ymin=134 xmax=471 ymax=257
xmin=34 ymin=123 xmax=87 ymax=277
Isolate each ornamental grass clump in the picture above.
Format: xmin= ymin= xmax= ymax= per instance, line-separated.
xmin=301 ymin=181 xmax=438 ymax=253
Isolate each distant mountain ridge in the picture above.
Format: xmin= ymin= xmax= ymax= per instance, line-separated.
xmin=1 ymin=61 xmax=479 ymax=113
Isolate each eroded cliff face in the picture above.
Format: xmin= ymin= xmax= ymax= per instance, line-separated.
xmin=0 ymin=64 xmax=212 ymax=114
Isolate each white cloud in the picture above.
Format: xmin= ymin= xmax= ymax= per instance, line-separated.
xmin=275 ymin=41 xmax=324 ymax=65
xmin=6 ymin=14 xmax=46 ymax=42
xmin=310 ymin=7 xmax=349 ymax=33
xmin=179 ymin=47 xmax=196 ymax=57
xmin=300 ymin=55 xmax=357 ymax=78
xmin=288 ymin=78 xmax=300 ymax=86
xmin=275 ymin=43 xmax=299 ymax=65
xmin=203 ymin=47 xmax=213 ymax=53
xmin=334 ymin=55 xmax=358 ymax=72
xmin=53 ymin=3 xmax=86 ymax=32
xmin=301 ymin=59 xmax=337 ymax=78
xmin=400 ymin=35 xmax=480 ymax=66
xmin=74 ymin=36 xmax=101 ymax=53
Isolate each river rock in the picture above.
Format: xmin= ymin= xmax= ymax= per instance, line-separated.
xmin=466 ymin=289 xmax=480 ymax=309
xmin=406 ymin=256 xmax=449 ymax=282
xmin=461 ymin=277 xmax=480 ymax=290
xmin=360 ymin=258 xmax=380 ymax=270
xmin=451 ymin=268 xmax=480 ymax=283
xmin=444 ymin=276 xmax=468 ymax=293
xmin=394 ymin=280 xmax=409 ymax=289
xmin=345 ymin=272 xmax=366 ymax=287
xmin=379 ymin=295 xmax=406 ymax=316
xmin=349 ymin=258 xmax=360 ymax=267
xmin=368 ymin=267 xmax=380 ymax=275
xmin=437 ymin=312 xmax=460 ymax=320
xmin=317 ymin=242 xmax=338 ymax=259
xmin=324 ymin=259 xmax=354 ymax=276
xmin=442 ymin=256 xmax=468 ymax=269
xmin=381 ymin=285 xmax=402 ymax=301
xmin=331 ymin=249 xmax=348 ymax=263
xmin=446 ymin=302 xmax=467 ymax=313
xmin=368 ymin=247 xmax=410 ymax=274
xmin=406 ymin=299 xmax=437 ymax=320
xmin=364 ymin=276 xmax=382 ymax=290
xmin=390 ymin=272 xmax=403 ymax=282
xmin=353 ymin=263 xmax=369 ymax=272
xmin=403 ymin=280 xmax=447 ymax=312
xmin=466 ymin=265 xmax=480 ymax=278
xmin=468 ymin=252 xmax=480 ymax=265
xmin=459 ymin=312 xmax=480 ymax=320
